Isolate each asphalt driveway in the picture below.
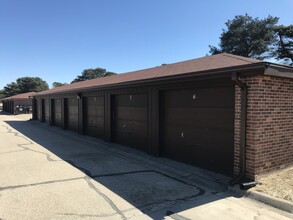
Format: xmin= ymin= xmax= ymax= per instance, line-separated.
xmin=0 ymin=113 xmax=292 ymax=220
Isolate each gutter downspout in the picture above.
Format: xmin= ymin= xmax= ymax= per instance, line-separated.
xmin=230 ymin=72 xmax=247 ymax=186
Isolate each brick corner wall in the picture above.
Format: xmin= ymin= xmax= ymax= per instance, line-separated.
xmin=235 ymin=75 xmax=293 ymax=180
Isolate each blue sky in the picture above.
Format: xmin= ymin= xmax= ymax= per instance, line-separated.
xmin=0 ymin=0 xmax=292 ymax=89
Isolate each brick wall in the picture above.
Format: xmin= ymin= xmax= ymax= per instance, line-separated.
xmin=234 ymin=75 xmax=293 ymax=179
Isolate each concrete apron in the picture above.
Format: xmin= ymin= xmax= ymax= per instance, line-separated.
xmin=0 ymin=113 xmax=292 ymax=220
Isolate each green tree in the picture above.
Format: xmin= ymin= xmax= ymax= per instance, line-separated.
xmin=52 ymin=82 xmax=68 ymax=88
xmin=0 ymin=90 xmax=5 ymax=99
xmin=71 ymin=68 xmax=116 ymax=83
xmin=272 ymin=25 xmax=293 ymax=65
xmin=104 ymin=71 xmax=117 ymax=77
xmin=2 ymin=77 xmax=49 ymax=98
xmin=2 ymin=82 xmax=20 ymax=97
xmin=16 ymin=77 xmax=49 ymax=93
xmin=209 ymin=14 xmax=279 ymax=60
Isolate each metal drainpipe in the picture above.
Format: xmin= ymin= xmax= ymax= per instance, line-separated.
xmin=230 ymin=72 xmax=247 ymax=186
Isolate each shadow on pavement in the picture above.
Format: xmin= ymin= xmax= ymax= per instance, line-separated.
xmin=3 ymin=117 xmax=236 ymax=219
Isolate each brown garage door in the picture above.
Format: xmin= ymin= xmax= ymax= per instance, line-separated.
xmin=37 ymin=99 xmax=42 ymax=121
xmin=52 ymin=99 xmax=62 ymax=127
xmin=112 ymin=93 xmax=148 ymax=151
xmin=84 ymin=96 xmax=105 ymax=139
xmin=44 ymin=99 xmax=50 ymax=123
xmin=65 ymin=98 xmax=78 ymax=132
xmin=162 ymin=86 xmax=234 ymax=176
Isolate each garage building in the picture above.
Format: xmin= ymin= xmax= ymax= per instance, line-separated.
xmin=1 ymin=92 xmax=36 ymax=114
xmin=32 ymin=53 xmax=293 ymax=180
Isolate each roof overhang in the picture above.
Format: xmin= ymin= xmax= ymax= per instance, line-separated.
xmin=32 ymin=62 xmax=268 ymax=97
xmin=264 ymin=63 xmax=293 ymax=79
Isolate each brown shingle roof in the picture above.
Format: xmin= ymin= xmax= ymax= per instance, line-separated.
xmin=35 ymin=53 xmax=263 ymax=96
xmin=1 ymin=92 xmax=36 ymax=101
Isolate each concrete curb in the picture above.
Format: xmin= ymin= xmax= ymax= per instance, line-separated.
xmin=246 ymin=190 xmax=293 ymax=214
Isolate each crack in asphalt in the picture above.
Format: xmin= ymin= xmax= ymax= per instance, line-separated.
xmin=56 ymin=158 xmax=204 ymax=218
xmin=92 ymin=169 xmax=153 ymax=178
xmin=27 ymin=121 xmax=228 ymax=191
xmin=0 ymin=177 xmax=86 ymax=191
xmin=58 ymin=206 xmax=142 ymax=219
xmin=1 ymin=125 xmax=34 ymax=144
xmin=22 ymin=147 xmax=60 ymax=162
xmin=64 ymin=151 xmax=205 ymax=191
xmin=65 ymin=159 xmax=153 ymax=179
xmin=84 ymin=176 xmax=127 ymax=220
xmin=0 ymin=149 xmax=26 ymax=155
xmin=0 ymin=175 xmax=126 ymax=220
xmin=61 ymin=135 xmax=208 ymax=192
xmin=50 ymin=126 xmax=227 ymax=190
xmin=57 ymin=212 xmax=119 ymax=218
xmin=0 ymin=122 xmax=211 ymax=219
xmin=62 ymin=159 xmax=206 ymax=215
xmin=1 ymin=124 xmax=60 ymax=162
xmin=64 ymin=159 xmax=205 ymax=194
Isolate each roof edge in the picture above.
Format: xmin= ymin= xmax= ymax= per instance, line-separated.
xmin=1 ymin=92 xmax=36 ymax=101
xmin=32 ymin=62 xmax=267 ymax=97
xmin=264 ymin=63 xmax=293 ymax=79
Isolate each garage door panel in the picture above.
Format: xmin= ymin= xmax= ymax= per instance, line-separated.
xmin=37 ymin=99 xmax=42 ymax=121
xmin=116 ymin=107 xmax=147 ymax=122
xmin=206 ymin=131 xmax=234 ymax=173
xmin=114 ymin=129 xmax=147 ymax=149
xmin=164 ymin=131 xmax=231 ymax=174
xmin=53 ymin=99 xmax=62 ymax=127
xmin=115 ymin=133 xmax=147 ymax=149
xmin=164 ymin=108 xmax=206 ymax=128
xmin=66 ymin=98 xmax=78 ymax=132
xmin=87 ymin=116 xmax=104 ymax=127
xmin=54 ymin=113 xmax=62 ymax=126
xmin=163 ymin=86 xmax=234 ymax=176
xmin=68 ymin=106 xmax=78 ymax=113
xmin=164 ymin=131 xmax=209 ymax=169
xmin=204 ymin=108 xmax=234 ymax=131
xmin=87 ymin=106 xmax=96 ymax=114
xmin=116 ymin=94 xmax=147 ymax=107
xmin=113 ymin=93 xmax=148 ymax=151
xmin=96 ymin=117 xmax=104 ymax=126
xmin=68 ymin=114 xmax=78 ymax=122
xmin=84 ymin=96 xmax=105 ymax=139
xmin=115 ymin=120 xmax=147 ymax=133
xmin=87 ymin=106 xmax=104 ymax=117
xmin=44 ymin=99 xmax=50 ymax=123
xmin=207 ymin=130 xmax=234 ymax=153
xmin=165 ymin=107 xmax=234 ymax=131
xmin=115 ymin=128 xmax=147 ymax=137
xmin=87 ymin=96 xmax=104 ymax=106
xmin=87 ymin=122 xmax=104 ymax=138
xmin=165 ymin=88 xmax=234 ymax=108
xmin=164 ymin=126 xmax=207 ymax=150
